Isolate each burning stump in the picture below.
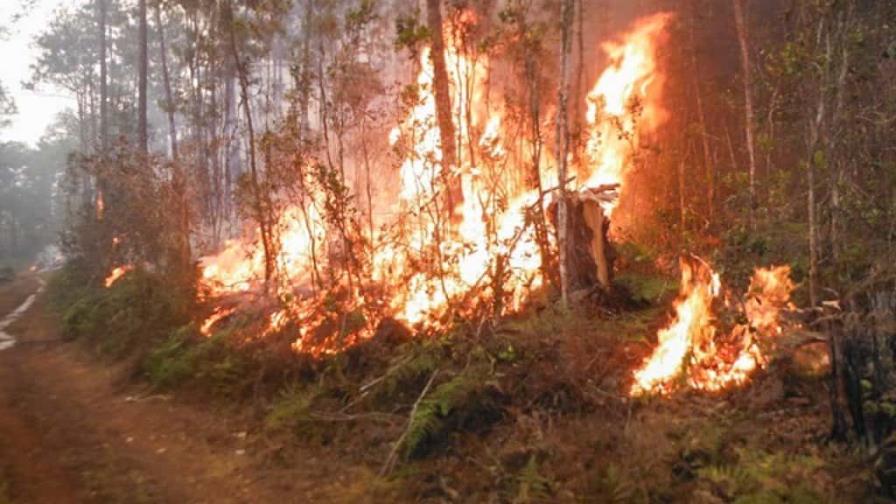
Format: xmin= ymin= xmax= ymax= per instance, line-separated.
xmin=549 ymin=185 xmax=618 ymax=295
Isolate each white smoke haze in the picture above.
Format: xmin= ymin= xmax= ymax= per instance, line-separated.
xmin=0 ymin=0 xmax=84 ymax=146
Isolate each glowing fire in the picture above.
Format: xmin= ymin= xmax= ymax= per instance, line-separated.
xmin=198 ymin=13 xmax=670 ymax=357
xmin=630 ymin=259 xmax=795 ymax=396
xmin=582 ymin=13 xmax=670 ymax=215
xmin=104 ymin=265 xmax=133 ymax=288
xmin=200 ymin=307 xmax=235 ymax=337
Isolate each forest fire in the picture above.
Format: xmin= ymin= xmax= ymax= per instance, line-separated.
xmin=104 ymin=265 xmax=133 ymax=288
xmin=630 ymin=258 xmax=795 ymax=396
xmin=583 ymin=13 xmax=670 ymax=216
xmin=200 ymin=307 xmax=235 ymax=337
xmin=198 ymin=13 xmax=671 ymax=356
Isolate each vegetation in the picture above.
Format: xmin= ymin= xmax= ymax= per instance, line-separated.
xmin=4 ymin=0 xmax=895 ymax=500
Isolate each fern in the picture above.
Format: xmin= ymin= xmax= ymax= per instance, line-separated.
xmin=513 ymin=455 xmax=551 ymax=503
xmin=378 ymin=343 xmax=441 ymax=399
xmin=403 ymin=366 xmax=487 ymax=458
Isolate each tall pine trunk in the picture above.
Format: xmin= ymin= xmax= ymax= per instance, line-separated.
xmin=426 ymin=0 xmax=463 ymax=217
xmin=226 ymin=1 xmax=275 ymax=289
xmin=98 ymin=0 xmax=108 ymax=153
xmin=155 ymin=4 xmax=178 ymax=160
xmin=733 ymin=0 xmax=756 ymax=222
xmin=556 ymin=0 xmax=574 ymax=305
xmin=689 ymin=2 xmax=714 ymax=221
xmin=138 ymin=0 xmax=148 ymax=154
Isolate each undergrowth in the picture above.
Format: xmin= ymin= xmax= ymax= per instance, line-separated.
xmin=43 ymin=263 xmax=872 ymax=502
xmin=49 ymin=264 xmax=192 ymax=358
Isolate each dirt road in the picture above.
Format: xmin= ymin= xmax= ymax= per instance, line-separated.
xmin=0 ymin=275 xmax=366 ymax=503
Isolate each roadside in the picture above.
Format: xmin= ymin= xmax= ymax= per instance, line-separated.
xmin=0 ymin=274 xmax=367 ymax=504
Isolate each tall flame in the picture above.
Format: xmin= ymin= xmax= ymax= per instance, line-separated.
xmin=582 ymin=13 xmax=670 ymax=215
xmin=631 ymin=259 xmax=795 ymax=396
xmin=198 ymin=13 xmax=671 ymax=357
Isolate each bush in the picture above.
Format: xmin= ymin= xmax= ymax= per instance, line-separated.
xmin=50 ymin=264 xmax=192 ymax=357
xmin=143 ymin=327 xmax=250 ymax=394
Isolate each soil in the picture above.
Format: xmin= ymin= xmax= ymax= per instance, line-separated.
xmin=0 ymin=274 xmax=366 ymax=504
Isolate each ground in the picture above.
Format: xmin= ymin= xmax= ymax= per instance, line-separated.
xmin=0 ymin=272 xmax=880 ymax=503
xmin=0 ymin=274 xmax=372 ymax=504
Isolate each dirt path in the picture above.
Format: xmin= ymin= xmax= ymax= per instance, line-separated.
xmin=0 ymin=275 xmax=366 ymax=503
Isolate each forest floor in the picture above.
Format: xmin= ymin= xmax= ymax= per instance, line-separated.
xmin=0 ymin=273 xmax=373 ymax=504
xmin=0 ymin=271 xmax=882 ymax=503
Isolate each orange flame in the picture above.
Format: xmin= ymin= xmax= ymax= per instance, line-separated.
xmin=197 ymin=13 xmax=671 ymax=358
xmin=582 ymin=13 xmax=670 ymax=215
xmin=200 ymin=307 xmax=235 ymax=337
xmin=631 ymin=259 xmax=794 ymax=395
xmin=104 ymin=265 xmax=133 ymax=288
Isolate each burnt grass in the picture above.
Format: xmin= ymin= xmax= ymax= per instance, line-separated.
xmin=48 ymin=264 xmax=876 ymax=503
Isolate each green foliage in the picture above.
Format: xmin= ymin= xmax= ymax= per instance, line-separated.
xmin=143 ymin=328 xmax=249 ymax=394
xmin=394 ymin=12 xmax=429 ymax=52
xmin=615 ymin=272 xmax=676 ymax=304
xmin=585 ymin=463 xmax=639 ymax=504
xmin=696 ymin=448 xmax=827 ymax=503
xmin=403 ymin=363 xmax=496 ymax=459
xmin=377 ymin=341 xmax=443 ymax=400
xmin=513 ymin=455 xmax=552 ymax=503
xmin=143 ymin=331 xmax=195 ymax=389
xmin=51 ymin=265 xmax=192 ymax=357
xmin=265 ymin=384 xmax=320 ymax=438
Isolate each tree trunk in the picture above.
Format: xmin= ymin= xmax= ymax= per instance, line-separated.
xmin=689 ymin=2 xmax=714 ymax=221
xmin=226 ymin=1 xmax=275 ymax=288
xmin=155 ymin=4 xmax=178 ymax=160
xmin=556 ymin=0 xmax=575 ymax=305
xmin=138 ymin=0 xmax=148 ymax=154
xmin=425 ymin=0 xmax=463 ymax=217
xmin=98 ymin=0 xmax=108 ymax=153
xmin=733 ymin=0 xmax=757 ymax=223
xmin=224 ymin=72 xmax=238 ymax=220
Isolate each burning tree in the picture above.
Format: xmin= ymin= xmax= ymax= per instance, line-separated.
xmin=194 ymin=7 xmax=676 ymax=358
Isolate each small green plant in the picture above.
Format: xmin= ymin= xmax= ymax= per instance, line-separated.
xmin=513 ymin=455 xmax=552 ymax=503
xmin=584 ymin=463 xmax=639 ymax=504
xmin=0 ymin=470 xmax=11 ymax=504
xmin=403 ymin=363 xmax=497 ymax=458
xmin=143 ymin=326 xmax=248 ymax=394
xmin=143 ymin=331 xmax=196 ymax=389
xmin=696 ymin=448 xmax=827 ymax=503
xmin=265 ymin=384 xmax=321 ymax=439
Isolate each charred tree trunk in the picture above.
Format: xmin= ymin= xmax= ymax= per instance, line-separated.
xmin=224 ymin=71 xmax=239 ymax=221
xmin=425 ymin=0 xmax=463 ymax=217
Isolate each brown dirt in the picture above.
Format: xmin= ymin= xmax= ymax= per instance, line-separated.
xmin=0 ymin=275 xmax=372 ymax=504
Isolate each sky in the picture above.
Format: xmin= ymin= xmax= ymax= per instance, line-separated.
xmin=0 ymin=0 xmax=85 ymax=146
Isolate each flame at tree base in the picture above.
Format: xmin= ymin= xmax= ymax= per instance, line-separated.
xmin=630 ymin=257 xmax=795 ymax=396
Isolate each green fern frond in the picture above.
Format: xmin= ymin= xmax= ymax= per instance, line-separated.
xmin=403 ymin=366 xmax=487 ymax=458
